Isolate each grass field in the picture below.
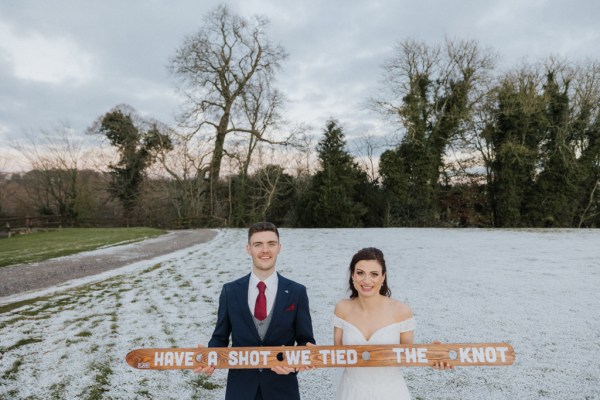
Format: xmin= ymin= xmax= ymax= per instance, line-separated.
xmin=0 ymin=227 xmax=166 ymax=268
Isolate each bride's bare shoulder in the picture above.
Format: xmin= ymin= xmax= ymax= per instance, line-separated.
xmin=389 ymin=299 xmax=414 ymax=321
xmin=334 ymin=299 xmax=354 ymax=318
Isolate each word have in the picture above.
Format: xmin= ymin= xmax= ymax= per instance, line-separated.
xmin=154 ymin=351 xmax=195 ymax=367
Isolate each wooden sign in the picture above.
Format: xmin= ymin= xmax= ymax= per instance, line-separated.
xmin=126 ymin=343 xmax=515 ymax=370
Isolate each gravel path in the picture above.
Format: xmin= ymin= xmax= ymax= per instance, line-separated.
xmin=0 ymin=229 xmax=216 ymax=299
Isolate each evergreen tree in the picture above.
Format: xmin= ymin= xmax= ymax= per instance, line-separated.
xmin=375 ymin=39 xmax=493 ymax=226
xmin=529 ymin=72 xmax=579 ymax=226
xmin=575 ymin=110 xmax=600 ymax=227
xmin=296 ymin=120 xmax=369 ymax=227
xmin=485 ymin=75 xmax=546 ymax=227
xmin=379 ymin=140 xmax=434 ymax=226
xmin=98 ymin=107 xmax=172 ymax=224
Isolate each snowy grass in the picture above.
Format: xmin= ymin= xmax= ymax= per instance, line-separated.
xmin=0 ymin=228 xmax=599 ymax=399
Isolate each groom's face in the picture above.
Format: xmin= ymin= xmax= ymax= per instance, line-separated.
xmin=246 ymin=231 xmax=281 ymax=274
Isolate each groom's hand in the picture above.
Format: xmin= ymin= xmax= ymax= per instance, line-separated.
xmin=193 ymin=344 xmax=215 ymax=376
xmin=271 ymin=342 xmax=316 ymax=374
xmin=271 ymin=366 xmax=297 ymax=375
xmin=295 ymin=342 xmax=316 ymax=372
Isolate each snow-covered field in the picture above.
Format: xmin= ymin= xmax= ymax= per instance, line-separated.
xmin=1 ymin=228 xmax=599 ymax=399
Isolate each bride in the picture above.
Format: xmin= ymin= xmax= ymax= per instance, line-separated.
xmin=333 ymin=247 xmax=450 ymax=400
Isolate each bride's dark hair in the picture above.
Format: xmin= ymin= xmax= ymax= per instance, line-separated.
xmin=348 ymin=247 xmax=392 ymax=299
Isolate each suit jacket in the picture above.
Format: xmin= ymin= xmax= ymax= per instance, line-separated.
xmin=208 ymin=272 xmax=315 ymax=400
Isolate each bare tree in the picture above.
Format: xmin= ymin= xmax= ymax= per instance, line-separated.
xmin=169 ymin=4 xmax=288 ymax=222
xmin=352 ymin=133 xmax=386 ymax=182
xmin=571 ymin=60 xmax=600 ymax=227
xmin=11 ymin=123 xmax=90 ymax=221
xmin=156 ymin=131 xmax=213 ymax=226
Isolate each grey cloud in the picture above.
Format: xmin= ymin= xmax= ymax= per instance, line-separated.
xmin=1 ymin=0 xmax=599 ymax=162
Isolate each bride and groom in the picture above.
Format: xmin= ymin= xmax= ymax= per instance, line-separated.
xmin=195 ymin=222 xmax=448 ymax=399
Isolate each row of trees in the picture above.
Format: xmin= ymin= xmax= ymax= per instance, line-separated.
xmin=1 ymin=5 xmax=599 ymax=228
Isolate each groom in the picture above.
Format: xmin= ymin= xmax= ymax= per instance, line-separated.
xmin=195 ymin=222 xmax=315 ymax=400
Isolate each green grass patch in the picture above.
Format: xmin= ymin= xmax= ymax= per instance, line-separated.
xmin=0 ymin=227 xmax=166 ymax=268
xmin=81 ymin=362 xmax=113 ymax=400
xmin=0 ymin=294 xmax=54 ymax=315
xmin=0 ymin=337 xmax=43 ymax=355
xmin=189 ymin=375 xmax=222 ymax=391
xmin=141 ymin=263 xmax=163 ymax=274
xmin=49 ymin=381 xmax=68 ymax=400
xmin=1 ymin=358 xmax=23 ymax=380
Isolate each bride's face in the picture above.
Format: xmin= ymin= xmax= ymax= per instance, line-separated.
xmin=352 ymin=259 xmax=385 ymax=297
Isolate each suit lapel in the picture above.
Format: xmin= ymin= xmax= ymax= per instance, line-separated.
xmin=235 ymin=274 xmax=262 ymax=342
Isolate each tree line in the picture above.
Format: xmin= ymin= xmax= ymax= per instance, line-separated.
xmin=1 ymin=5 xmax=599 ymax=229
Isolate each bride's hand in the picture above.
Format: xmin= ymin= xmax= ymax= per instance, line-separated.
xmin=431 ymin=341 xmax=455 ymax=370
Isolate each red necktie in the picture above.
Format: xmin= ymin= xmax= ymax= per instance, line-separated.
xmin=254 ymin=281 xmax=267 ymax=321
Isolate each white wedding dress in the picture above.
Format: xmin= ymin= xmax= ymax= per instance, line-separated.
xmin=333 ymin=315 xmax=416 ymax=400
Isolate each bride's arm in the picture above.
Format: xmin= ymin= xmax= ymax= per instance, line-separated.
xmin=334 ymin=326 xmax=343 ymax=345
xmin=400 ymin=330 xmax=414 ymax=345
xmin=333 ymin=301 xmax=346 ymax=345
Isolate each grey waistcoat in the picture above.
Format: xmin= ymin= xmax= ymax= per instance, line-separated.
xmin=253 ymin=312 xmax=273 ymax=341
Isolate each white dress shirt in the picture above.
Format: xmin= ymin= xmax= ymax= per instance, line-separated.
xmin=248 ymin=272 xmax=278 ymax=317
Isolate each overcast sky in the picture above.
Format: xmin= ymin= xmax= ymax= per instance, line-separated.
xmin=1 ymin=0 xmax=599 ymax=170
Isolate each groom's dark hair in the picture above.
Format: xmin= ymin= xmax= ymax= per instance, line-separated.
xmin=248 ymin=222 xmax=279 ymax=242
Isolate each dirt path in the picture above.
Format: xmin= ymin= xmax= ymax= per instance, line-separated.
xmin=0 ymin=229 xmax=217 ymax=298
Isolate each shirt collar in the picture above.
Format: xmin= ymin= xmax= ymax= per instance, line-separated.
xmin=250 ymin=271 xmax=278 ymax=289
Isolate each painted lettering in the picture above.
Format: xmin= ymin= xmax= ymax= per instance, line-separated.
xmin=405 ymin=348 xmax=417 ymax=363
xmin=393 ymin=348 xmax=404 ymax=363
xmin=460 ymin=347 xmax=473 ymax=363
xmin=319 ymin=349 xmax=331 ymax=364
xmin=497 ymin=347 xmax=508 ymax=363
xmin=260 ymin=351 xmax=271 ymax=365
xmin=485 ymin=347 xmax=496 ymax=363
xmin=335 ymin=349 xmax=347 ymax=364
xmin=207 ymin=351 xmax=218 ymax=366
xmin=346 ymin=349 xmax=358 ymax=365
xmin=460 ymin=347 xmax=508 ymax=364
xmin=229 ymin=350 xmax=267 ymax=366
xmin=285 ymin=350 xmax=311 ymax=366
xmin=417 ymin=348 xmax=428 ymax=363
xmin=175 ymin=352 xmax=184 ymax=366
xmin=154 ymin=351 xmax=165 ymax=366
xmin=317 ymin=349 xmax=358 ymax=366
xmin=301 ymin=349 xmax=311 ymax=365
xmin=472 ymin=347 xmax=484 ymax=363
xmin=165 ymin=352 xmax=174 ymax=366
xmin=286 ymin=350 xmax=302 ymax=365
xmin=239 ymin=351 xmax=249 ymax=365
xmin=392 ymin=348 xmax=427 ymax=364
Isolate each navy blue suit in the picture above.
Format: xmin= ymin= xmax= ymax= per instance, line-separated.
xmin=208 ymin=273 xmax=315 ymax=400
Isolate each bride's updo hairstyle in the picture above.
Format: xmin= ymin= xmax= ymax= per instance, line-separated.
xmin=348 ymin=247 xmax=392 ymax=299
